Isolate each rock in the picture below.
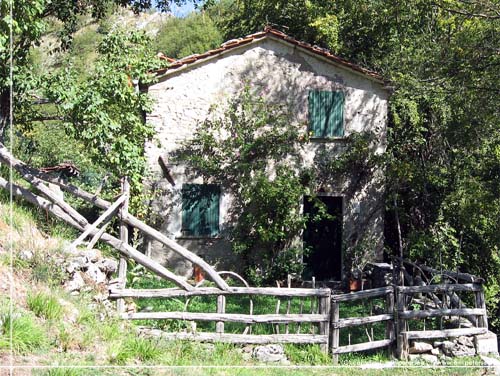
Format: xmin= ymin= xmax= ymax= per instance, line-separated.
xmin=434 ymin=341 xmax=444 ymax=348
xmin=431 ymin=348 xmax=440 ymax=356
xmin=242 ymin=345 xmax=253 ymax=353
xmin=252 ymin=344 xmax=286 ymax=362
xmin=475 ymin=331 xmax=499 ymax=356
xmin=451 ymin=344 xmax=476 ymax=357
xmin=98 ymin=258 xmax=118 ymax=274
xmin=85 ymin=263 xmax=106 ymax=284
xmin=457 ymin=336 xmax=474 ymax=347
xmin=71 ymin=256 xmax=88 ymax=269
xmin=65 ymin=271 xmax=85 ymax=292
xmin=441 ymin=341 xmax=455 ymax=356
xmin=409 ymin=341 xmax=434 ymax=354
xmin=18 ymin=249 xmax=34 ymax=261
xmin=81 ymin=249 xmax=101 ymax=263
xmin=66 ymin=261 xmax=81 ymax=274
xmin=480 ymin=355 xmax=500 ymax=376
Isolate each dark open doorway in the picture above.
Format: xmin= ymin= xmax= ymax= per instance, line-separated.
xmin=303 ymin=196 xmax=343 ymax=281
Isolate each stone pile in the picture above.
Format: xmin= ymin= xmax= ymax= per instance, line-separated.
xmin=62 ymin=248 xmax=118 ymax=294
xmin=408 ymin=333 xmax=499 ymax=364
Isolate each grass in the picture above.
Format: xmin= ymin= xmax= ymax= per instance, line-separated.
xmin=27 ymin=291 xmax=64 ymax=320
xmin=0 ymin=311 xmax=48 ymax=354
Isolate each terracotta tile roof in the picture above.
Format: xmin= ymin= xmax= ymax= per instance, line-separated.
xmin=155 ymin=26 xmax=385 ymax=83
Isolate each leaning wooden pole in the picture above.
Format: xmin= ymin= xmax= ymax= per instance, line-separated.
xmin=0 ymin=144 xmax=229 ymax=291
xmin=0 ymin=176 xmax=193 ymax=291
xmin=117 ymin=178 xmax=130 ymax=314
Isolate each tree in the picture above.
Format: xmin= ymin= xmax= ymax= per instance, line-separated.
xmin=154 ymin=10 xmax=223 ymax=59
xmin=0 ymin=0 xmax=200 ymax=141
xmin=211 ymin=0 xmax=500 ymax=327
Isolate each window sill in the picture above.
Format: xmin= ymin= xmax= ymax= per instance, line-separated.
xmin=310 ymin=137 xmax=347 ymax=143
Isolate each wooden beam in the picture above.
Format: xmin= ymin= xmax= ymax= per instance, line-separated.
xmin=0 ymin=176 xmax=193 ymax=291
xmin=331 ymin=286 xmax=393 ymax=302
xmin=156 ymin=332 xmax=328 ymax=344
xmin=397 ymin=284 xmax=482 ymax=294
xmin=109 ymin=287 xmax=331 ymax=298
xmin=117 ymin=178 xmax=130 ymax=314
xmin=402 ymin=327 xmax=487 ymax=339
xmin=333 ymin=314 xmax=393 ymax=329
xmin=331 ymin=339 xmax=394 ymax=354
xmin=399 ymin=308 xmax=485 ymax=320
xmin=0 ymin=143 xmax=228 ymax=291
xmin=399 ymin=258 xmax=484 ymax=284
xmin=122 ymin=312 xmax=328 ymax=324
xmin=69 ymin=194 xmax=127 ymax=250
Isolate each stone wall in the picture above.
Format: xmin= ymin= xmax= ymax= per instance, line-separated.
xmin=145 ymin=37 xmax=389 ymax=278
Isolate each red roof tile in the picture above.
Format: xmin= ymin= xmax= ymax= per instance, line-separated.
xmin=155 ymin=27 xmax=385 ymax=83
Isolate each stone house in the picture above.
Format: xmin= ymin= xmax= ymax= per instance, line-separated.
xmin=144 ymin=27 xmax=390 ymax=281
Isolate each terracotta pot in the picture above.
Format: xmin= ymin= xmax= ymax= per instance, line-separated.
xmin=349 ymin=278 xmax=361 ymax=292
xmin=193 ymin=265 xmax=205 ymax=283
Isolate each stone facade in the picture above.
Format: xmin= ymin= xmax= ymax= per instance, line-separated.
xmin=145 ymin=33 xmax=389 ymax=279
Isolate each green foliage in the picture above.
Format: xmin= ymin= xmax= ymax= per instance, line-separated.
xmin=108 ymin=336 xmax=163 ymax=364
xmin=27 ymin=291 xmax=64 ymax=321
xmin=176 ymin=85 xmax=313 ymax=284
xmin=284 ymin=344 xmax=331 ymax=365
xmin=0 ymin=311 xmax=48 ymax=354
xmin=154 ymin=11 xmax=223 ymax=59
xmin=38 ymin=29 xmax=162 ymax=199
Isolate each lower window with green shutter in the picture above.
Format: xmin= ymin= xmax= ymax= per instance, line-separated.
xmin=308 ymin=90 xmax=345 ymax=138
xmin=181 ymin=184 xmax=220 ymax=237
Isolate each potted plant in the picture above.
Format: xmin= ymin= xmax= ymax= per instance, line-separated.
xmin=345 ymin=242 xmax=370 ymax=291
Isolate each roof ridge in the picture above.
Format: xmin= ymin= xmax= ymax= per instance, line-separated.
xmin=154 ymin=27 xmax=384 ymax=83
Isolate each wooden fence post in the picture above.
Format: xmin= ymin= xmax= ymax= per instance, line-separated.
xmin=319 ymin=293 xmax=331 ymax=354
xmin=386 ymin=288 xmax=395 ymax=357
xmin=216 ymin=295 xmax=226 ymax=334
xmin=330 ymin=300 xmax=340 ymax=364
xmin=117 ymin=177 xmax=129 ymax=315
xmin=475 ymin=286 xmax=488 ymax=329
xmin=396 ymin=288 xmax=408 ymax=360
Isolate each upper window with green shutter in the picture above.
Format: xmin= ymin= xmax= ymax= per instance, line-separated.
xmin=181 ymin=184 xmax=220 ymax=237
xmin=308 ymin=90 xmax=345 ymax=138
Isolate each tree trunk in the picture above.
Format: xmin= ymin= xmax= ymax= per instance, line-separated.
xmin=0 ymin=88 xmax=10 ymax=143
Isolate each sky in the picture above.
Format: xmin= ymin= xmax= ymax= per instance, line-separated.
xmin=169 ymin=1 xmax=197 ymax=17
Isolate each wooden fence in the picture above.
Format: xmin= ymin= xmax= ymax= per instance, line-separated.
xmin=110 ymin=280 xmax=489 ymax=362
xmin=330 ymin=286 xmax=395 ymax=362
xmin=110 ymin=285 xmax=332 ymax=351
xmin=395 ymin=283 xmax=488 ymax=359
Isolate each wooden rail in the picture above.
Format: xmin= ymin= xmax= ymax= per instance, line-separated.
xmin=110 ymin=287 xmax=331 ymax=298
xmin=122 ymin=312 xmax=328 ymax=324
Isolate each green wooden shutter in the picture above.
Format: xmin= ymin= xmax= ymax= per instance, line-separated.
xmin=330 ymin=91 xmax=344 ymax=137
xmin=205 ymin=185 xmax=220 ymax=237
xmin=182 ymin=184 xmax=220 ymax=236
xmin=308 ymin=90 xmax=344 ymax=138
xmin=182 ymin=184 xmax=200 ymax=236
